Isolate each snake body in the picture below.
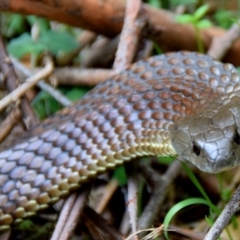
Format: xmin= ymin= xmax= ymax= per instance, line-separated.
xmin=0 ymin=51 xmax=239 ymax=229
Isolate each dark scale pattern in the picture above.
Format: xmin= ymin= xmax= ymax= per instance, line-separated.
xmin=0 ymin=51 xmax=239 ymax=229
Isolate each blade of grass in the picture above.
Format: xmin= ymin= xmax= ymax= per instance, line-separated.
xmin=163 ymin=197 xmax=210 ymax=240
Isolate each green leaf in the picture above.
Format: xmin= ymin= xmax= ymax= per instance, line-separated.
xmin=193 ymin=4 xmax=209 ymax=20
xmin=171 ymin=0 xmax=197 ymax=6
xmin=26 ymin=16 xmax=50 ymax=32
xmin=148 ymin=0 xmax=162 ymax=8
xmin=182 ymin=163 xmax=219 ymax=213
xmin=205 ymin=215 xmax=214 ymax=226
xmin=197 ymin=19 xmax=212 ymax=29
xmin=113 ymin=166 xmax=127 ymax=186
xmin=38 ymin=30 xmax=79 ymax=55
xmin=17 ymin=220 xmax=36 ymax=231
xmin=220 ymin=188 xmax=231 ymax=201
xmin=7 ymin=14 xmax=26 ymax=37
xmin=214 ymin=10 xmax=236 ymax=29
xmin=153 ymin=42 xmax=163 ymax=54
xmin=32 ymin=90 xmax=62 ymax=119
xmin=164 ymin=198 xmax=210 ymax=240
xmin=158 ymin=156 xmax=175 ymax=165
xmin=64 ymin=87 xmax=90 ymax=101
xmin=7 ymin=33 xmax=46 ymax=58
xmin=7 ymin=29 xmax=79 ymax=59
xmin=175 ymin=14 xmax=194 ymax=24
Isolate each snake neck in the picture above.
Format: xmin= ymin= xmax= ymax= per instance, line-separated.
xmin=110 ymin=129 xmax=177 ymax=163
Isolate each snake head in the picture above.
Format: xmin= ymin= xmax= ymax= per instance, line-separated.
xmin=170 ymin=96 xmax=240 ymax=173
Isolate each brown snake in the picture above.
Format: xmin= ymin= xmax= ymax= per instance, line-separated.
xmin=0 ymin=51 xmax=240 ymax=230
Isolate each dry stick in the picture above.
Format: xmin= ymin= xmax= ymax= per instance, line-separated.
xmin=83 ymin=206 xmax=124 ymax=240
xmin=0 ymin=230 xmax=11 ymax=240
xmin=208 ymin=21 xmax=240 ymax=60
xmin=53 ymin=68 xmax=113 ymax=87
xmin=26 ymin=68 xmax=113 ymax=87
xmin=82 ymin=35 xmax=119 ymax=68
xmin=0 ymin=60 xmax=53 ymax=112
xmin=0 ymin=36 xmax=38 ymax=129
xmin=203 ymin=185 xmax=240 ymax=240
xmin=113 ymin=0 xmax=146 ymax=73
xmin=95 ymin=179 xmax=119 ymax=214
xmin=51 ymin=194 xmax=78 ymax=240
xmin=126 ymin=163 xmax=140 ymax=240
xmin=53 ymin=191 xmax=89 ymax=240
xmin=11 ymin=57 xmax=71 ymax=107
xmin=138 ymin=160 xmax=182 ymax=230
xmin=168 ymin=225 xmax=204 ymax=240
xmin=127 ymin=177 xmax=139 ymax=240
xmin=120 ymin=209 xmax=132 ymax=235
xmin=0 ymin=108 xmax=21 ymax=143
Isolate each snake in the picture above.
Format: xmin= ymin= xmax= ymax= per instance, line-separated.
xmin=0 ymin=51 xmax=239 ymax=230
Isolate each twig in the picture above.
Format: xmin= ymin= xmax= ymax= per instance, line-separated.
xmin=0 ymin=59 xmax=53 ymax=112
xmin=38 ymin=81 xmax=72 ymax=106
xmin=51 ymin=194 xmax=77 ymax=240
xmin=113 ymin=0 xmax=146 ymax=72
xmin=0 ymin=35 xmax=38 ymax=129
xmin=0 ymin=230 xmax=11 ymax=240
xmin=167 ymin=225 xmax=204 ymax=240
xmin=83 ymin=206 xmax=124 ymax=240
xmin=126 ymin=163 xmax=140 ymax=240
xmin=51 ymin=190 xmax=89 ymax=240
xmin=203 ymin=185 xmax=240 ymax=240
xmin=95 ymin=179 xmax=119 ymax=214
xmin=81 ymin=36 xmax=119 ymax=68
xmin=120 ymin=209 xmax=132 ymax=235
xmin=53 ymin=68 xmax=113 ymax=86
xmin=138 ymin=160 xmax=182 ymax=230
xmin=207 ymin=20 xmax=240 ymax=60
xmin=11 ymin=57 xmax=71 ymax=107
xmin=0 ymin=108 xmax=21 ymax=143
xmin=20 ymin=67 xmax=113 ymax=87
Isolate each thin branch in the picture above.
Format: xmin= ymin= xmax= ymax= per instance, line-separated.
xmin=208 ymin=20 xmax=240 ymax=60
xmin=53 ymin=68 xmax=113 ymax=86
xmin=126 ymin=163 xmax=140 ymax=239
xmin=56 ymin=192 xmax=89 ymax=240
xmin=95 ymin=179 xmax=119 ymax=214
xmin=0 ymin=108 xmax=21 ymax=143
xmin=83 ymin=206 xmax=124 ymax=240
xmin=0 ymin=36 xmax=38 ymax=128
xmin=0 ymin=59 xmax=53 ymax=112
xmin=204 ymin=185 xmax=240 ymax=240
xmin=11 ymin=57 xmax=71 ymax=107
xmin=138 ymin=160 xmax=182 ymax=230
xmin=113 ymin=0 xmax=145 ymax=72
xmin=51 ymin=190 xmax=89 ymax=240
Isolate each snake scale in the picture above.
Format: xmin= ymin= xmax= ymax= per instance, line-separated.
xmin=0 ymin=51 xmax=239 ymax=230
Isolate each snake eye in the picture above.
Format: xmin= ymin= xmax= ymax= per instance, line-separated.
xmin=233 ymin=129 xmax=240 ymax=145
xmin=192 ymin=142 xmax=201 ymax=156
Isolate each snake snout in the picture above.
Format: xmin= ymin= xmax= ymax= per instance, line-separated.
xmin=192 ymin=136 xmax=233 ymax=173
xmin=170 ymin=117 xmax=240 ymax=173
xmin=191 ymin=124 xmax=240 ymax=173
